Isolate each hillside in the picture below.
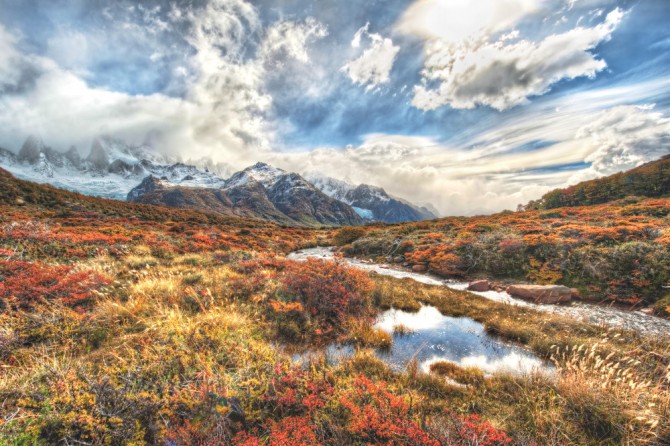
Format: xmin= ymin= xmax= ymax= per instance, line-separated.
xmin=526 ymin=155 xmax=670 ymax=210
xmin=341 ymin=197 xmax=670 ymax=308
xmin=2 ymin=168 xmax=670 ymax=445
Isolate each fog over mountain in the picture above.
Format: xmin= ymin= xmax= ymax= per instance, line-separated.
xmin=1 ymin=0 xmax=669 ymax=215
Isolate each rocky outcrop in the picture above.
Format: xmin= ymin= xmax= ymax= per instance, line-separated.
xmin=467 ymin=280 xmax=490 ymax=292
xmin=87 ymin=138 xmax=111 ymax=170
xmin=506 ymin=284 xmax=572 ymax=305
xmin=266 ymin=173 xmax=363 ymax=227
xmin=17 ymin=136 xmax=45 ymax=164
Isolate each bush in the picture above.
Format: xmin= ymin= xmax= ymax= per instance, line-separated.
xmin=277 ymin=259 xmax=374 ymax=338
xmin=333 ymin=226 xmax=366 ymax=246
xmin=0 ymin=260 xmax=109 ymax=310
xmin=654 ymin=294 xmax=670 ymax=317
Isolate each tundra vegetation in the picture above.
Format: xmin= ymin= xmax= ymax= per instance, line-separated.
xmin=0 ymin=169 xmax=669 ymax=445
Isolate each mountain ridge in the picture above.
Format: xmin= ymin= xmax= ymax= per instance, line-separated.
xmin=0 ymin=136 xmax=437 ymax=226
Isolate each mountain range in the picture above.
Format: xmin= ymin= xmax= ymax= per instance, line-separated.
xmin=0 ymin=136 xmax=438 ymax=226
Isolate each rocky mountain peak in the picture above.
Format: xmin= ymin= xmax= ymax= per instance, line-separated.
xmin=18 ymin=135 xmax=46 ymax=164
xmin=243 ymin=162 xmax=286 ymax=187
xmin=127 ymin=175 xmax=168 ymax=201
xmin=88 ymin=138 xmax=111 ymax=170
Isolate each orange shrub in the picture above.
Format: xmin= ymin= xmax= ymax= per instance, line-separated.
xmin=280 ymin=259 xmax=374 ymax=331
xmin=0 ymin=259 xmax=110 ymax=310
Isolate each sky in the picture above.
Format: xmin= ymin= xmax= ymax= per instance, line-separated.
xmin=0 ymin=0 xmax=669 ymax=215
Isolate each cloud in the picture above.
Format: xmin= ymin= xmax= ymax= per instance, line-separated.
xmin=572 ymin=104 xmax=670 ymax=180
xmin=261 ymin=18 xmax=328 ymax=65
xmin=266 ymin=93 xmax=670 ymax=216
xmin=396 ymin=0 xmax=540 ymax=44
xmin=0 ymin=0 xmax=327 ymax=165
xmin=398 ymin=0 xmax=625 ymax=111
xmin=0 ymin=25 xmax=36 ymax=93
xmin=341 ymin=23 xmax=400 ymax=89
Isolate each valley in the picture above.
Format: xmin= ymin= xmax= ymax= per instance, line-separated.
xmin=0 ymin=167 xmax=668 ymax=445
xmin=2 ymin=1 xmax=670 ymax=444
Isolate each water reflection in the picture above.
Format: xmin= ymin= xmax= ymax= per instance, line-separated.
xmin=374 ymin=306 xmax=547 ymax=374
xmin=292 ymin=305 xmax=549 ymax=376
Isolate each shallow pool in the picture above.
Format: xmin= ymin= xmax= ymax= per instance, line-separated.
xmin=293 ymin=305 xmax=549 ymax=376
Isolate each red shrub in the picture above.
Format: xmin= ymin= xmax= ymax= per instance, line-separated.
xmin=262 ymin=364 xmax=334 ymax=415
xmin=0 ymin=259 xmax=110 ymax=310
xmin=339 ymin=375 xmax=438 ymax=446
xmin=429 ymin=411 xmax=512 ymax=446
xmin=281 ymin=259 xmax=374 ymax=329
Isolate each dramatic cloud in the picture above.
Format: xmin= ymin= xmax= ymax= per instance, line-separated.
xmin=396 ymin=0 xmax=540 ymax=44
xmin=574 ymin=104 xmax=670 ymax=179
xmin=268 ymin=95 xmax=670 ymax=216
xmin=0 ymin=0 xmax=668 ymax=215
xmin=0 ymin=25 xmax=30 ymax=93
xmin=0 ymin=0 xmax=328 ymax=165
xmin=398 ymin=0 xmax=625 ymax=111
xmin=412 ymin=9 xmax=623 ymax=111
xmin=341 ymin=23 xmax=400 ymax=89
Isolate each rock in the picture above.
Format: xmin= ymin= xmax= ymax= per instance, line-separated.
xmin=412 ymin=264 xmax=427 ymax=272
xmin=402 ymin=262 xmax=410 ymax=267
xmin=467 ymin=280 xmax=490 ymax=292
xmin=393 ymin=256 xmax=405 ymax=263
xmin=507 ymin=284 xmax=572 ymax=305
xmin=570 ymin=288 xmax=581 ymax=300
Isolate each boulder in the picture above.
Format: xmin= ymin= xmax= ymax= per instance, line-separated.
xmin=507 ymin=284 xmax=572 ymax=305
xmin=393 ymin=256 xmax=405 ymax=263
xmin=467 ymin=280 xmax=490 ymax=292
xmin=570 ymin=288 xmax=581 ymax=300
xmin=412 ymin=264 xmax=427 ymax=272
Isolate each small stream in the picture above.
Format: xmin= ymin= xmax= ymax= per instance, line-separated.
xmin=288 ymin=247 xmax=670 ymax=338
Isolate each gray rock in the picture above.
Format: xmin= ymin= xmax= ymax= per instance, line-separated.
xmin=467 ymin=280 xmax=490 ymax=292
xmin=507 ymin=284 xmax=572 ymax=305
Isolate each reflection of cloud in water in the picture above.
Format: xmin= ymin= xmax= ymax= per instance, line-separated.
xmin=373 ymin=305 xmax=550 ymax=376
xmin=375 ymin=306 xmax=447 ymax=332
xmin=421 ymin=352 xmax=548 ymax=376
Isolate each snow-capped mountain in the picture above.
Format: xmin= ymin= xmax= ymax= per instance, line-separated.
xmin=0 ymin=136 xmax=436 ymax=226
xmin=306 ymin=174 xmax=438 ymax=223
xmin=1 ymin=136 xmax=229 ymax=200
xmin=129 ymin=162 xmax=364 ymax=227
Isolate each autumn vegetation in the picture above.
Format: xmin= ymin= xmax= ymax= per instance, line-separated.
xmin=525 ymin=154 xmax=670 ymax=211
xmin=342 ymin=197 xmax=670 ymax=308
xmin=1 ymin=167 xmax=669 ymax=445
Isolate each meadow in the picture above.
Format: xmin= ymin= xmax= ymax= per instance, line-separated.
xmin=1 ymin=170 xmax=669 ymax=445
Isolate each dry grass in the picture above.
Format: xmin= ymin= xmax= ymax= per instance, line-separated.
xmin=551 ymin=341 xmax=670 ymax=444
xmin=392 ymin=323 xmax=415 ymax=336
xmin=429 ymin=360 xmax=485 ymax=386
xmin=349 ymin=320 xmax=392 ymax=350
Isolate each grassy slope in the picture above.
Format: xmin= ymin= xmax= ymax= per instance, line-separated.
xmin=342 ymin=198 xmax=670 ymax=307
xmin=527 ymin=155 xmax=670 ymax=210
xmin=1 ymin=169 xmax=669 ymax=444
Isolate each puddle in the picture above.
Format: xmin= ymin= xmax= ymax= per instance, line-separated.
xmin=374 ymin=306 xmax=547 ymax=374
xmin=291 ymin=304 xmax=549 ymax=376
